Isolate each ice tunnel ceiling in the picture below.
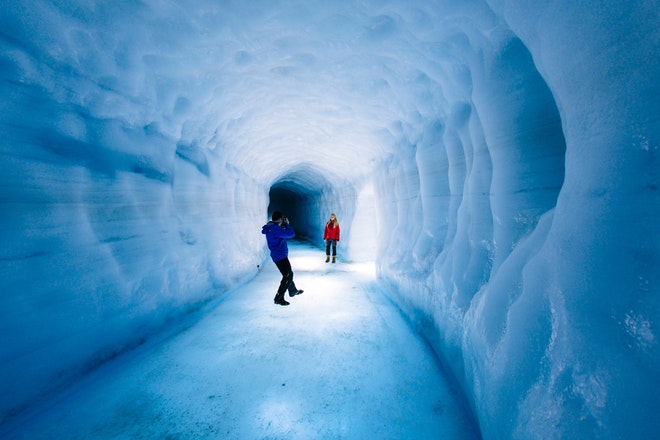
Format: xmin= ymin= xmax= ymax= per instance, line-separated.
xmin=1 ymin=0 xmax=520 ymax=186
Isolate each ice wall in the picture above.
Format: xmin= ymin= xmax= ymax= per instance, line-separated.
xmin=0 ymin=0 xmax=270 ymax=423
xmin=0 ymin=0 xmax=658 ymax=438
xmin=376 ymin=1 xmax=659 ymax=438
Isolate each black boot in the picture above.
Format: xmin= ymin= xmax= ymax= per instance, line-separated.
xmin=274 ymin=292 xmax=289 ymax=306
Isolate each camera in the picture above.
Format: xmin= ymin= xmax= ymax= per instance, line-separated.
xmin=281 ymin=216 xmax=288 ymax=225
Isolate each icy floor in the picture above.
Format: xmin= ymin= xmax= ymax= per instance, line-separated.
xmin=12 ymin=242 xmax=480 ymax=439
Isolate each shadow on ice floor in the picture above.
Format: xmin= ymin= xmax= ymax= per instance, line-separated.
xmin=9 ymin=242 xmax=481 ymax=439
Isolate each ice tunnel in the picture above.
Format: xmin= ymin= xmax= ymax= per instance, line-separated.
xmin=1 ymin=0 xmax=658 ymax=438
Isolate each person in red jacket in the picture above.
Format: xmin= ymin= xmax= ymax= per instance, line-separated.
xmin=323 ymin=213 xmax=340 ymax=263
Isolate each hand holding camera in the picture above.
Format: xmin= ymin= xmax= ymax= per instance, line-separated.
xmin=281 ymin=216 xmax=289 ymax=226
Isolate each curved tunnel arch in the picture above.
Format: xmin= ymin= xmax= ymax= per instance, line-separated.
xmin=267 ymin=165 xmax=352 ymax=243
xmin=266 ymin=164 xmax=372 ymax=262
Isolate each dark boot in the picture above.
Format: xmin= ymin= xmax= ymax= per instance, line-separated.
xmin=274 ymin=292 xmax=289 ymax=306
xmin=332 ymin=256 xmax=336 ymax=263
xmin=325 ymin=255 xmax=330 ymax=263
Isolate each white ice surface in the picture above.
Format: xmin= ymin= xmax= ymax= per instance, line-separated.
xmin=9 ymin=243 xmax=479 ymax=439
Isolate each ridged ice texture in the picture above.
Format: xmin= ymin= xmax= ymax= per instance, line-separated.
xmin=0 ymin=0 xmax=658 ymax=437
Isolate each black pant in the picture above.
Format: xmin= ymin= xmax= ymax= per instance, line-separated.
xmin=275 ymin=257 xmax=298 ymax=295
xmin=325 ymin=239 xmax=337 ymax=256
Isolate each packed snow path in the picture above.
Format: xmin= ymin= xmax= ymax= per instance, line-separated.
xmin=13 ymin=242 xmax=480 ymax=439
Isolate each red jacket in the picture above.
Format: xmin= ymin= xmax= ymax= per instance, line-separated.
xmin=324 ymin=222 xmax=340 ymax=241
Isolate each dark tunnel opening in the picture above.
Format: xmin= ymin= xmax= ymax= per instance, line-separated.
xmin=266 ymin=166 xmax=357 ymax=249
xmin=268 ymin=184 xmax=315 ymax=241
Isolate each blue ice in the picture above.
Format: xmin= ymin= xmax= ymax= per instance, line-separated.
xmin=6 ymin=243 xmax=480 ymax=439
xmin=1 ymin=0 xmax=658 ymax=438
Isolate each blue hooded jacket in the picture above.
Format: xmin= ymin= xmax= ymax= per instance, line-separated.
xmin=262 ymin=221 xmax=295 ymax=262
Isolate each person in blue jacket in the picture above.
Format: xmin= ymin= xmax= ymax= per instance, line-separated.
xmin=261 ymin=211 xmax=303 ymax=306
